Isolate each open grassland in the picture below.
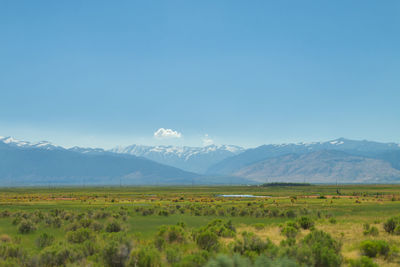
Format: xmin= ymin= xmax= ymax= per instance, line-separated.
xmin=1 ymin=185 xmax=400 ymax=266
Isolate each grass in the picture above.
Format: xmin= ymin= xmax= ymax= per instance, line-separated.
xmin=1 ymin=184 xmax=400 ymax=266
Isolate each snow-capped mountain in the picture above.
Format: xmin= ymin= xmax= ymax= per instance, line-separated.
xmin=109 ymin=144 xmax=245 ymax=174
xmin=0 ymin=136 xmax=62 ymax=150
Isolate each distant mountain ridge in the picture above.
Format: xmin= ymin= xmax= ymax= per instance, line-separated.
xmin=109 ymin=144 xmax=244 ymax=173
xmin=0 ymin=137 xmax=201 ymax=186
xmin=1 ymin=136 xmax=400 ymax=185
xmin=206 ymin=138 xmax=400 ymax=175
xmin=234 ymin=150 xmax=400 ymax=184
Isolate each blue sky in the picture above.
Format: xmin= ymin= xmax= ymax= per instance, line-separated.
xmin=1 ymin=0 xmax=399 ymax=148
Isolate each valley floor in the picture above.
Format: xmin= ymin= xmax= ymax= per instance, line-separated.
xmin=0 ymin=185 xmax=400 ymax=266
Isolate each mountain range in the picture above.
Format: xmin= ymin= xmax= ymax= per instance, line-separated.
xmin=109 ymin=144 xmax=244 ymax=173
xmin=0 ymin=136 xmax=399 ymax=185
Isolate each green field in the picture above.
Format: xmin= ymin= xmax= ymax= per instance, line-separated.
xmin=1 ymin=185 xmax=400 ymax=266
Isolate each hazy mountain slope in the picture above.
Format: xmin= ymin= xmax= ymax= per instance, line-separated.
xmin=109 ymin=144 xmax=244 ymax=174
xmin=207 ymin=138 xmax=400 ymax=175
xmin=0 ymin=140 xmax=199 ymax=186
xmin=234 ymin=150 xmax=400 ymax=184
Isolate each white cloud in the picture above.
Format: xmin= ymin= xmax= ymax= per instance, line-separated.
xmin=154 ymin=128 xmax=182 ymax=139
xmin=202 ymin=134 xmax=214 ymax=146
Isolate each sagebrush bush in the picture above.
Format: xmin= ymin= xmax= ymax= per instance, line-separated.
xmin=18 ymin=220 xmax=36 ymax=234
xmin=35 ymin=233 xmax=54 ymax=249
xmin=297 ymin=217 xmax=314 ymax=230
xmin=360 ymin=240 xmax=390 ymax=258
xmin=103 ymin=241 xmax=131 ymax=267
xmin=206 ymin=254 xmax=250 ymax=267
xmin=196 ymin=231 xmax=220 ymax=251
xmin=66 ymin=228 xmax=94 ymax=244
xmin=106 ymin=221 xmax=122 ymax=233
xmin=295 ymin=230 xmax=342 ymax=267
xmin=128 ymin=246 xmax=161 ymax=267
xmin=348 ymin=256 xmax=378 ymax=267
xmin=383 ymin=216 xmax=400 ymax=234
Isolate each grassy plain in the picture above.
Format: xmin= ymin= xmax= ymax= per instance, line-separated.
xmin=1 ymin=184 xmax=400 ymax=266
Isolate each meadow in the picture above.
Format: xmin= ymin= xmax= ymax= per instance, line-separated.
xmin=1 ymin=184 xmax=400 ymax=266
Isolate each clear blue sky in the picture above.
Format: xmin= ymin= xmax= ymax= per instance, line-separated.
xmin=1 ymin=0 xmax=399 ymax=148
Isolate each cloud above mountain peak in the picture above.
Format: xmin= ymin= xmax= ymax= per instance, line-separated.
xmin=154 ymin=128 xmax=182 ymax=139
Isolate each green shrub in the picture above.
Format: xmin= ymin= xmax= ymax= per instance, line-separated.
xmin=206 ymin=254 xmax=250 ymax=267
xmin=329 ymin=218 xmax=337 ymax=224
xmin=128 ymin=246 xmax=161 ymax=267
xmin=0 ymin=244 xmax=26 ymax=260
xmin=252 ymin=223 xmax=265 ymax=230
xmin=196 ymin=231 xmax=220 ymax=251
xmin=197 ymin=219 xmax=236 ymax=238
xmin=360 ymin=240 xmax=390 ymax=258
xmin=363 ymin=224 xmax=379 ymax=236
xmin=39 ymin=244 xmax=81 ymax=267
xmin=17 ymin=220 xmax=36 ymax=234
xmin=176 ymin=250 xmax=209 ymax=267
xmin=297 ymin=230 xmax=342 ymax=267
xmin=106 ymin=221 xmax=122 ymax=233
xmin=157 ymin=225 xmax=187 ymax=244
xmin=383 ymin=216 xmax=400 ymax=234
xmin=233 ymin=232 xmax=278 ymax=259
xmin=165 ymin=246 xmax=182 ymax=264
xmin=103 ymin=241 xmax=131 ymax=267
xmin=297 ymin=217 xmax=314 ymax=230
xmin=348 ymin=256 xmax=378 ymax=267
xmin=66 ymin=228 xmax=94 ymax=244
xmin=281 ymin=225 xmax=299 ymax=239
xmin=35 ymin=233 xmax=54 ymax=249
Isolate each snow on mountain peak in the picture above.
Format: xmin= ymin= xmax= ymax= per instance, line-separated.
xmin=0 ymin=136 xmax=59 ymax=150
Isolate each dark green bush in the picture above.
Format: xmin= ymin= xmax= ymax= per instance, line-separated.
xmin=196 ymin=219 xmax=236 ymax=238
xmin=348 ymin=256 xmax=378 ymax=267
xmin=106 ymin=221 xmax=122 ymax=233
xmin=17 ymin=220 xmax=36 ymax=234
xmin=297 ymin=217 xmax=314 ymax=230
xmin=360 ymin=240 xmax=390 ymax=258
xmin=103 ymin=241 xmax=131 ymax=267
xmin=196 ymin=231 xmax=220 ymax=251
xmin=175 ymin=250 xmax=209 ymax=267
xmin=66 ymin=228 xmax=94 ymax=244
xmin=35 ymin=233 xmax=54 ymax=249
xmin=157 ymin=225 xmax=187 ymax=244
xmin=39 ymin=244 xmax=81 ymax=267
xmin=383 ymin=216 xmax=400 ymax=234
xmin=165 ymin=246 xmax=182 ymax=264
xmin=281 ymin=225 xmax=299 ymax=239
xmin=296 ymin=230 xmax=342 ymax=267
xmin=233 ymin=231 xmax=278 ymax=259
xmin=206 ymin=254 xmax=250 ymax=267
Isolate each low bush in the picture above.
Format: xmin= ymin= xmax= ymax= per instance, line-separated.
xmin=196 ymin=231 xmax=220 ymax=251
xmin=360 ymin=240 xmax=390 ymax=258
xmin=363 ymin=224 xmax=379 ymax=236
xmin=66 ymin=228 xmax=94 ymax=244
xmin=383 ymin=216 xmax=400 ymax=234
xmin=106 ymin=221 xmax=122 ymax=233
xmin=103 ymin=241 xmax=131 ymax=267
xmin=206 ymin=254 xmax=250 ymax=267
xmin=35 ymin=233 xmax=54 ymax=249
xmin=128 ymin=246 xmax=161 ymax=267
xmin=17 ymin=220 xmax=36 ymax=234
xmin=297 ymin=217 xmax=314 ymax=230
xmin=348 ymin=256 xmax=378 ymax=267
